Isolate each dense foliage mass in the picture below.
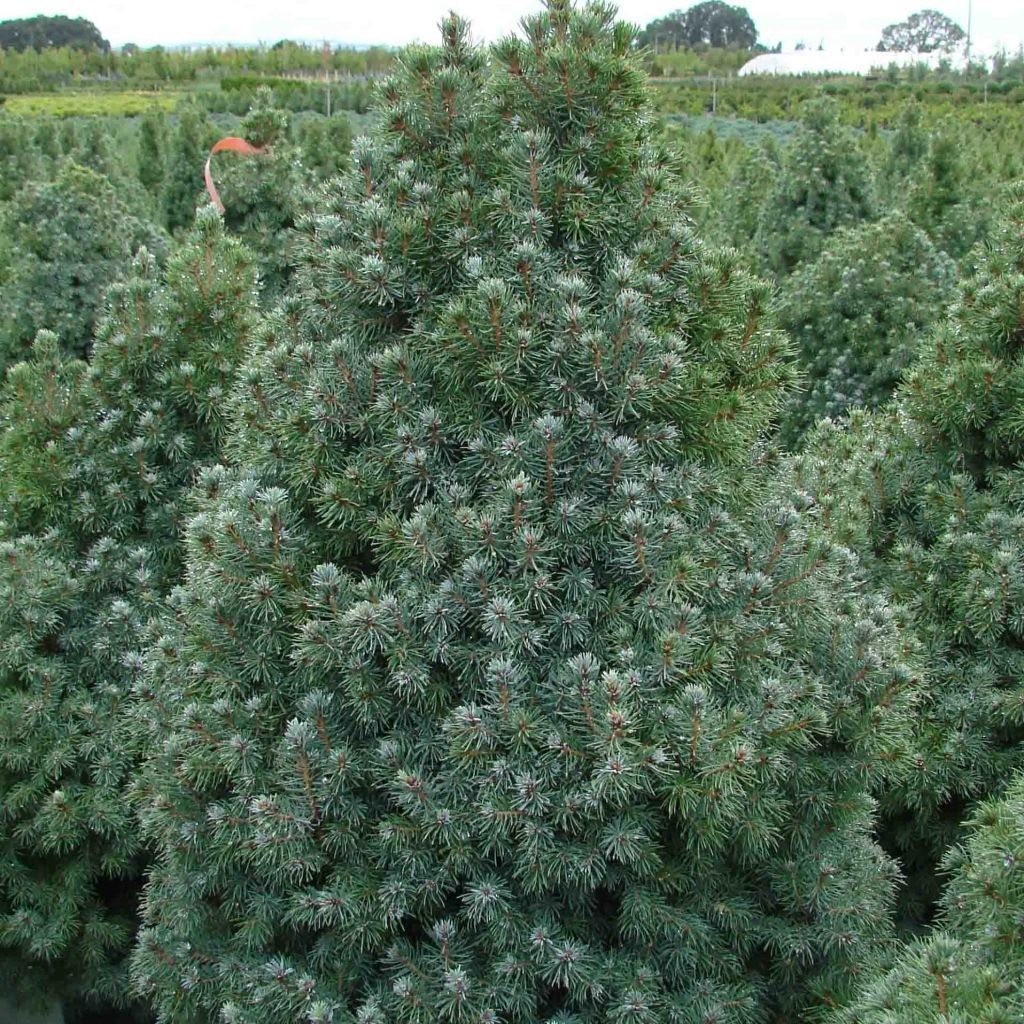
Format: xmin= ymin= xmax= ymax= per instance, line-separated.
xmin=0 ymin=210 xmax=257 ymax=1009
xmin=1 ymin=3 xmax=1024 ymax=1023
xmin=128 ymin=5 xmax=920 ymax=1023
xmin=779 ymin=212 xmax=956 ymax=445
xmin=797 ymin=182 xmax=1024 ymax=919
xmin=834 ymin=775 xmax=1024 ymax=1022
xmin=637 ymin=2 xmax=757 ymax=50
xmin=752 ymin=99 xmax=877 ymax=277
xmin=0 ymin=161 xmax=165 ymax=367
xmin=0 ymin=15 xmax=109 ymax=53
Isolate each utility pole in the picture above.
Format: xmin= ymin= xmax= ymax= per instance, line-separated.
xmin=966 ymin=0 xmax=973 ymax=63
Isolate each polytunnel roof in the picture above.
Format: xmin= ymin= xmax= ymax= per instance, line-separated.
xmin=738 ymin=50 xmax=967 ymax=76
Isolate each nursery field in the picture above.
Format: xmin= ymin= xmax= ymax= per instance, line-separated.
xmin=2 ymin=2 xmax=1024 ymax=1022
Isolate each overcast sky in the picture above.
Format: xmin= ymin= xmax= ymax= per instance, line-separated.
xmin=4 ymin=1 xmax=1021 ymax=55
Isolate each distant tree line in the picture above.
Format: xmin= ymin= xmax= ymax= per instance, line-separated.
xmin=0 ymin=14 xmax=109 ymax=53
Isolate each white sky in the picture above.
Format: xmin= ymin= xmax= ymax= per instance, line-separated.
xmin=2 ymin=1 xmax=1021 ymax=55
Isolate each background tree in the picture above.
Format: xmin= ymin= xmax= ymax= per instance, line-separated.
xmin=0 ymin=161 xmax=166 ymax=368
xmin=878 ymin=9 xmax=966 ymax=53
xmin=0 ymin=209 xmax=258 ymax=1015
xmin=682 ymin=1 xmax=757 ymax=48
xmin=779 ymin=212 xmax=956 ymax=446
xmin=638 ymin=3 xmax=756 ymax=50
xmin=133 ymin=5 xmax=914 ymax=1022
xmin=296 ymin=113 xmax=354 ymax=183
xmin=796 ymin=182 xmax=1024 ymax=922
xmin=161 ymin=107 xmax=214 ymax=234
xmin=212 ymin=87 xmax=305 ymax=300
xmin=636 ymin=9 xmax=687 ymax=50
xmin=137 ymin=110 xmax=165 ymax=197
xmin=0 ymin=15 xmax=109 ymax=52
xmin=753 ymin=98 xmax=878 ymax=276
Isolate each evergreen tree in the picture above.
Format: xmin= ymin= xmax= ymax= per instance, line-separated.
xmin=796 ymin=182 xmax=1024 ymax=921
xmin=906 ymin=125 xmax=991 ymax=263
xmin=712 ymin=135 xmax=781 ymax=255
xmin=133 ymin=6 xmax=915 ymax=1022
xmin=0 ymin=161 xmax=167 ymax=368
xmin=0 ymin=116 xmax=46 ymax=203
xmin=138 ymin=110 xmax=166 ymax=197
xmin=832 ymin=775 xmax=1024 ymax=1022
xmin=0 ymin=210 xmax=258 ymax=1012
xmin=779 ymin=212 xmax=956 ymax=446
xmin=753 ymin=99 xmax=877 ymax=277
xmin=213 ymin=88 xmax=305 ymax=301
xmin=162 ymin=108 xmax=212 ymax=234
xmin=296 ymin=111 xmax=354 ymax=183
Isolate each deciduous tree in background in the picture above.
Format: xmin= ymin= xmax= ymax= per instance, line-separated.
xmin=878 ymin=9 xmax=966 ymax=54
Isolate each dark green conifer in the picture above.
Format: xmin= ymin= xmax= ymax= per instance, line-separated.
xmin=138 ymin=110 xmax=166 ymax=197
xmin=162 ymin=107 xmax=212 ymax=234
xmin=779 ymin=212 xmax=956 ymax=446
xmin=753 ymin=99 xmax=877 ymax=277
xmin=134 ymin=7 xmax=915 ymax=1022
xmin=0 ymin=161 xmax=167 ymax=367
xmin=797 ymin=182 xmax=1024 ymax=921
xmin=213 ymin=87 xmax=305 ymax=300
xmin=296 ymin=111 xmax=354 ymax=182
xmin=833 ymin=775 xmax=1024 ymax=1023
xmin=0 ymin=209 xmax=258 ymax=1012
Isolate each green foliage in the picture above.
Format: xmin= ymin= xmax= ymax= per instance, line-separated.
xmin=132 ymin=5 xmax=915 ymax=1022
xmin=0 ymin=115 xmax=46 ymax=202
xmin=0 ymin=161 xmax=166 ymax=367
xmin=878 ymin=10 xmax=966 ymax=54
xmin=796 ymin=182 xmax=1024 ymax=919
xmin=779 ymin=213 xmax=956 ymax=445
xmin=212 ymin=88 xmax=305 ymax=300
xmin=638 ymin=3 xmax=757 ymax=50
xmin=161 ymin=107 xmax=213 ymax=233
xmin=0 ymin=210 xmax=258 ymax=1012
xmin=296 ymin=112 xmax=354 ymax=182
xmin=0 ymin=15 xmax=109 ymax=53
xmin=753 ymin=98 xmax=878 ymax=276
xmin=833 ymin=776 xmax=1024 ymax=1022
xmin=137 ymin=110 xmax=165 ymax=196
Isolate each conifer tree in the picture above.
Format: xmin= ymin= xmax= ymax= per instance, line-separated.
xmin=0 ymin=161 xmax=166 ymax=368
xmin=0 ymin=209 xmax=258 ymax=1012
xmin=162 ymin=107 xmax=212 ymax=234
xmin=753 ymin=99 xmax=877 ymax=277
xmin=133 ymin=6 xmax=915 ymax=1022
xmin=714 ymin=136 xmax=780 ymax=255
xmin=779 ymin=212 xmax=956 ymax=446
xmin=832 ymin=775 xmax=1024 ymax=1023
xmin=213 ymin=88 xmax=305 ymax=301
xmin=296 ymin=111 xmax=354 ymax=183
xmin=797 ymin=182 xmax=1024 ymax=920
xmin=138 ymin=109 xmax=166 ymax=197
xmin=0 ymin=115 xmax=45 ymax=203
